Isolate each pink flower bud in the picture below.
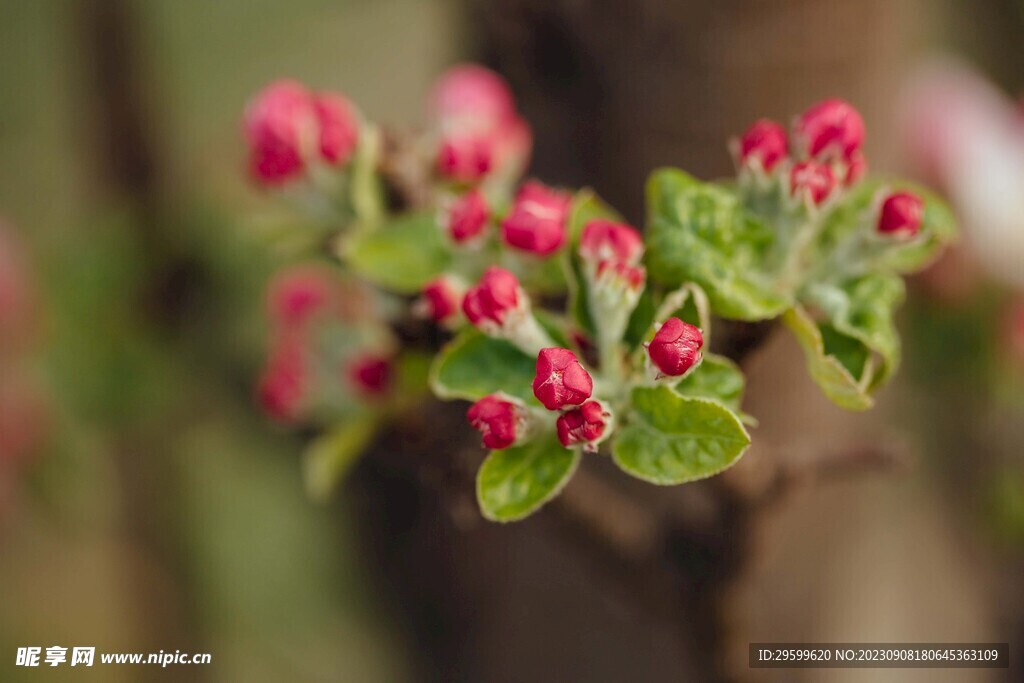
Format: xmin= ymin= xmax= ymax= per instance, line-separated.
xmin=877 ymin=191 xmax=924 ymax=237
xmin=462 ymin=266 xmax=522 ymax=328
xmin=467 ymin=394 xmax=522 ymax=449
xmin=532 ymin=347 xmax=593 ymax=410
xmin=436 ymin=135 xmax=494 ymax=182
xmin=258 ymin=337 xmax=307 ymax=422
xmin=595 ymin=260 xmax=646 ymax=292
xmin=790 ymin=160 xmax=835 ymax=205
xmin=501 ymin=181 xmax=571 ymax=256
xmin=346 ymin=354 xmax=392 ymax=397
xmin=647 ymin=317 xmax=704 ymax=377
xmin=430 ymin=64 xmax=517 ymax=130
xmin=418 ymin=276 xmax=464 ymax=323
xmin=556 ymin=400 xmax=609 ymax=450
xmin=737 ymin=119 xmax=788 ymax=171
xmin=244 ymin=80 xmax=317 ymax=184
xmin=266 ymin=265 xmax=336 ymax=329
xmin=312 ymin=92 xmax=359 ymax=166
xmin=579 ymin=220 xmax=644 ymax=265
xmin=446 ymin=189 xmax=490 ymax=243
xmin=844 ymin=151 xmax=868 ymax=186
xmin=794 ymin=98 xmax=866 ymax=162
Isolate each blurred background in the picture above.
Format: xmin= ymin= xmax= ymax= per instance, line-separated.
xmin=0 ymin=0 xmax=1022 ymax=681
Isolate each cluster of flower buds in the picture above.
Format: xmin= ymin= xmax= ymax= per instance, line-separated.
xmin=258 ymin=265 xmax=393 ymax=423
xmin=244 ymin=80 xmax=360 ymax=186
xmin=429 ymin=65 xmax=532 ymax=186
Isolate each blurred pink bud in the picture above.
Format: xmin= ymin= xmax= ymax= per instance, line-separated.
xmin=258 ymin=337 xmax=308 ymax=422
xmin=430 ymin=64 xmax=517 ymax=129
xmin=467 ymin=394 xmax=523 ymax=449
xmin=738 ymin=119 xmax=788 ymax=171
xmin=877 ymin=191 xmax=924 ymax=237
xmin=462 ymin=267 xmax=522 ymax=328
xmin=266 ymin=265 xmax=337 ymax=329
xmin=313 ymin=92 xmax=359 ymax=166
xmin=647 ymin=317 xmax=703 ymax=377
xmin=501 ymin=181 xmax=571 ymax=256
xmin=595 ymin=260 xmax=646 ymax=292
xmin=556 ymin=400 xmax=609 ymax=450
xmin=436 ymin=135 xmax=494 ymax=183
xmin=0 ymin=375 xmax=48 ymax=465
xmin=447 ymin=189 xmax=490 ymax=243
xmin=532 ymin=347 xmax=593 ymax=411
xmin=346 ymin=354 xmax=392 ymax=397
xmin=579 ymin=220 xmax=644 ymax=265
xmin=419 ymin=276 xmax=464 ymax=323
xmin=794 ymin=98 xmax=865 ymax=162
xmin=790 ymin=160 xmax=835 ymax=205
xmin=844 ymin=151 xmax=868 ymax=187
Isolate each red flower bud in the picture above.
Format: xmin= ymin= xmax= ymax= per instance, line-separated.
xmin=419 ymin=276 xmax=464 ymax=323
xmin=462 ymin=267 xmax=522 ymax=328
xmin=595 ymin=260 xmax=646 ymax=291
xmin=430 ymin=64 xmax=517 ymax=130
xmin=244 ymin=80 xmax=314 ymax=184
xmin=312 ymin=92 xmax=359 ymax=166
xmin=579 ymin=220 xmax=644 ymax=265
xmin=647 ymin=317 xmax=704 ymax=377
xmin=556 ymin=400 xmax=609 ymax=450
xmin=501 ymin=181 xmax=570 ymax=256
xmin=436 ymin=135 xmax=494 ymax=182
xmin=738 ymin=119 xmax=788 ymax=171
xmin=877 ymin=191 xmax=924 ymax=237
xmin=790 ymin=160 xmax=835 ymax=205
xmin=467 ymin=394 xmax=522 ymax=449
xmin=794 ymin=98 xmax=865 ymax=162
xmin=346 ymin=354 xmax=392 ymax=397
xmin=844 ymin=151 xmax=868 ymax=187
xmin=258 ymin=337 xmax=307 ymax=422
xmin=532 ymin=347 xmax=593 ymax=410
xmin=266 ymin=265 xmax=336 ymax=329
xmin=446 ymin=189 xmax=490 ymax=243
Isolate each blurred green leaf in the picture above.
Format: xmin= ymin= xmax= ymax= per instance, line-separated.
xmin=302 ymin=417 xmax=380 ymax=501
xmin=430 ymin=329 xmax=538 ymax=404
xmin=477 ymin=433 xmax=580 ymax=521
xmin=342 ymin=211 xmax=451 ymax=293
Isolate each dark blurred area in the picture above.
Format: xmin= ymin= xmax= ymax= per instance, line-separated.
xmin=1 ymin=0 xmax=1023 ymax=681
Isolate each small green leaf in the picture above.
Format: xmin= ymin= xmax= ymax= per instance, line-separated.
xmin=430 ymin=329 xmax=538 ymax=404
xmin=477 ymin=434 xmax=581 ymax=522
xmin=782 ymin=305 xmax=873 ymax=411
xmin=612 ymin=387 xmax=750 ymax=485
xmin=673 ymin=353 xmax=745 ymax=411
xmin=302 ymin=418 xmax=380 ymax=501
xmin=645 ymin=168 xmax=790 ymax=321
xmin=342 ymin=212 xmax=452 ymax=293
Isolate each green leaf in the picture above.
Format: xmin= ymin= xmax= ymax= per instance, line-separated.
xmin=612 ymin=387 xmax=750 ymax=485
xmin=803 ymin=273 xmax=904 ymax=389
xmin=645 ymin=168 xmax=790 ymax=321
xmin=782 ymin=305 xmax=873 ymax=411
xmin=430 ymin=329 xmax=538 ymax=404
xmin=477 ymin=434 xmax=581 ymax=522
xmin=672 ymin=354 xmax=745 ymax=411
xmin=341 ymin=211 xmax=452 ymax=293
xmin=302 ymin=418 xmax=380 ymax=501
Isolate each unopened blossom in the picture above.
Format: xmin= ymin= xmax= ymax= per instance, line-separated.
xmin=532 ymin=347 xmax=593 ymax=411
xmin=647 ymin=317 xmax=704 ymax=377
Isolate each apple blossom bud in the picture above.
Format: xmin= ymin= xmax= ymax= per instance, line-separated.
xmin=844 ymin=151 xmax=868 ymax=187
xmin=346 ymin=353 xmax=392 ymax=397
xmin=462 ymin=266 xmax=522 ymax=329
xmin=312 ymin=92 xmax=359 ymax=166
xmin=556 ymin=400 xmax=611 ymax=451
xmin=266 ymin=266 xmax=335 ymax=329
xmin=418 ymin=276 xmax=464 ymax=323
xmin=436 ymin=135 xmax=494 ymax=182
xmin=737 ymin=119 xmax=788 ymax=171
xmin=579 ymin=220 xmax=644 ymax=266
xmin=794 ymin=98 xmax=865 ymax=161
xmin=501 ymin=181 xmax=571 ymax=256
xmin=430 ymin=64 xmax=517 ymax=130
xmin=467 ymin=394 xmax=524 ymax=449
xmin=532 ymin=347 xmax=593 ymax=410
xmin=258 ymin=338 xmax=307 ymax=422
xmin=244 ymin=80 xmax=314 ymax=184
xmin=446 ymin=189 xmax=490 ymax=243
xmin=790 ymin=160 xmax=835 ymax=205
xmin=595 ymin=260 xmax=646 ymax=291
xmin=647 ymin=317 xmax=704 ymax=377
xmin=877 ymin=191 xmax=924 ymax=237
